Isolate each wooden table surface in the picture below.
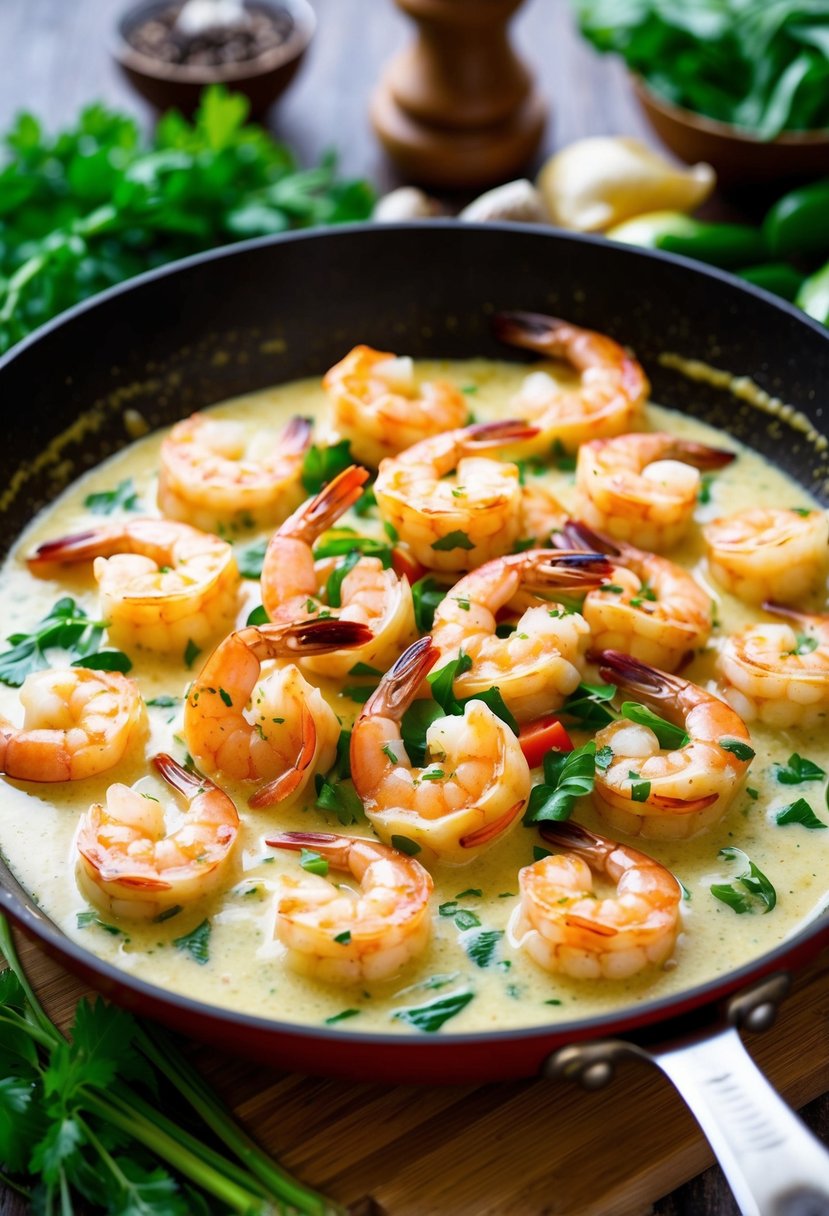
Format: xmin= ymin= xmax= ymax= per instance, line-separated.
xmin=0 ymin=1 xmax=827 ymax=1213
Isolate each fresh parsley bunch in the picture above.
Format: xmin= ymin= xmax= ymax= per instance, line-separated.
xmin=0 ymin=916 xmax=341 ymax=1214
xmin=0 ymin=86 xmax=374 ymax=353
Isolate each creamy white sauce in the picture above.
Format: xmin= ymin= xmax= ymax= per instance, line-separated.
xmin=1 ymin=357 xmax=827 ymax=1034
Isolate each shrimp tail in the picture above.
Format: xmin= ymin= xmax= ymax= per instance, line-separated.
xmin=538 ymin=819 xmax=606 ymax=854
xmin=363 ymin=636 xmax=439 ymax=719
xmin=152 ymin=752 xmax=208 ymax=798
xmin=281 ymin=415 xmax=314 ymax=456
xmin=762 ymin=601 xmax=808 ymax=625
xmin=492 ymin=310 xmax=572 ymax=355
xmin=28 ymin=528 xmax=116 ymax=567
xmin=279 ymin=464 xmax=370 ymax=543
xmin=670 ymin=439 xmax=736 ymax=471
xmin=526 ymin=550 xmax=613 ymax=592
xmin=265 ymin=618 xmax=373 ymax=654
xmin=248 ymin=703 xmax=316 ymax=809
xmin=590 ymin=649 xmax=678 ymax=708
xmin=559 ymin=519 xmax=624 ymax=560
xmin=463 ymin=419 xmax=540 ymax=448
xmin=266 ymin=829 xmax=355 ymax=871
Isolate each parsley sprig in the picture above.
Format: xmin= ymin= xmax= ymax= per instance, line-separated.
xmin=0 ymin=597 xmax=130 ymax=687
xmin=0 ymin=914 xmax=340 ymax=1214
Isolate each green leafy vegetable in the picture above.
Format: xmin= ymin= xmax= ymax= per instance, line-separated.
xmin=400 ymin=700 xmax=445 ymax=767
xmin=183 ymin=638 xmax=201 ymax=670
xmin=774 ymin=798 xmax=827 ymax=829
xmin=0 ymin=88 xmax=373 ymax=354
xmin=719 ymin=738 xmax=756 ymax=761
xmin=0 ymin=913 xmax=340 ymax=1215
xmin=620 ymin=701 xmax=689 ymax=749
xmin=574 ymin=0 xmax=829 ymax=139
xmin=299 ymin=849 xmax=330 ymax=876
xmin=314 ymin=773 xmax=364 ymax=825
xmin=83 ymin=478 xmax=141 ymax=515
xmin=595 ymin=744 xmax=614 ymax=773
xmin=711 ymin=846 xmax=777 ymax=914
xmin=393 ymin=991 xmax=475 ymax=1033
xmin=773 ymin=752 xmax=826 ymax=784
xmin=173 ymin=919 xmax=211 ymax=965
xmin=301 ymin=440 xmax=353 ymax=494
xmin=236 ymin=539 xmax=268 ymax=580
xmin=71 ymin=649 xmax=132 ymax=674
xmin=628 ymin=772 xmax=651 ymax=802
xmin=0 ymin=597 xmax=106 ymax=687
xmin=464 ymin=930 xmax=504 ymax=969
xmin=324 ymin=1009 xmax=360 ymax=1025
xmin=431 ymin=530 xmax=475 ymax=552
xmin=428 ymin=651 xmax=473 ymax=711
xmin=523 ymin=741 xmax=596 ymax=824
xmin=246 ymin=604 xmax=269 ymax=626
xmin=559 ymin=681 xmax=617 ymax=729
xmin=411 ymin=576 xmax=446 ymax=632
xmin=390 ymin=834 xmax=421 ymax=856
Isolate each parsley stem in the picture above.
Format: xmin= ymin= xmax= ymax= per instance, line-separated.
xmin=135 ymin=1024 xmax=341 ymax=1216
xmin=102 ymin=1088 xmax=271 ymax=1201
xmin=0 ymin=1167 xmax=31 ymax=1199
xmin=0 ymin=914 xmax=57 ymax=1043
xmin=83 ymin=1091 xmax=273 ymax=1215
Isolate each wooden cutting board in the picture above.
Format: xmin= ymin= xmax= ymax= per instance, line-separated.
xmin=6 ymin=929 xmax=829 ymax=1216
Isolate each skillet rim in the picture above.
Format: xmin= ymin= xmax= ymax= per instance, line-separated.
xmin=1 ymin=219 xmax=827 ymax=1058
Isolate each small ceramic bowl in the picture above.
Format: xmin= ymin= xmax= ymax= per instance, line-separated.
xmin=633 ymin=77 xmax=829 ymax=188
xmin=113 ymin=0 xmax=315 ymax=118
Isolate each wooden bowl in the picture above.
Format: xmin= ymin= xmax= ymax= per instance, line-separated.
xmin=113 ymin=0 xmax=315 ymax=118
xmin=633 ymin=77 xmax=829 ymax=189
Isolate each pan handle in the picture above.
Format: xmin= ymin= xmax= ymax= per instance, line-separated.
xmin=651 ymin=1024 xmax=829 ymax=1216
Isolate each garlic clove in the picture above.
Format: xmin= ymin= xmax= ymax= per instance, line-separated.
xmin=536 ymin=137 xmax=715 ymax=233
xmin=459 ymin=179 xmax=550 ymax=224
xmin=373 ymin=187 xmax=444 ymax=222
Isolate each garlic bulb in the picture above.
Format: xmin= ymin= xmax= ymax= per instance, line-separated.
xmin=537 ymin=137 xmax=715 ymax=233
xmin=373 ymin=187 xmax=443 ymax=222
xmin=459 ymin=179 xmax=549 ymax=224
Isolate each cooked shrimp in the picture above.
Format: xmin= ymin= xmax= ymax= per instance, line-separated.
xmin=350 ymin=637 xmax=530 ymax=864
xmin=561 ymin=519 xmax=713 ymax=670
xmin=324 ymin=344 xmax=470 ymax=467
xmin=29 ymin=518 xmax=238 ymax=654
xmin=0 ymin=667 xmax=145 ymax=782
xmin=718 ymin=602 xmax=829 ymax=729
xmin=493 ymin=311 xmax=649 ymax=453
xmin=267 ymin=830 xmax=433 ymax=984
xmin=157 ymin=413 xmax=312 ymax=532
xmin=374 ymin=420 xmax=538 ymax=572
xmin=575 ymin=432 xmax=735 ymax=551
xmin=430 ymin=550 xmax=611 ymax=722
xmin=591 ymin=650 xmax=753 ymax=840
xmin=76 ymin=753 xmax=239 ymax=920
xmin=184 ymin=618 xmax=371 ymax=808
xmin=703 ymin=507 xmax=829 ymax=605
xmin=508 ymin=820 xmax=681 ymax=980
xmin=261 ymin=464 xmax=417 ymax=678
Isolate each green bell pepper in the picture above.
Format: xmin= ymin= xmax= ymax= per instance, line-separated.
xmin=737 ymin=263 xmax=805 ymax=302
xmin=763 ymin=179 xmax=829 ymax=260
xmin=606 ymin=211 xmax=767 ymax=269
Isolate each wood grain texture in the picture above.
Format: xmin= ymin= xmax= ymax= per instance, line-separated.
xmin=0 ymin=1 xmax=826 ymax=1212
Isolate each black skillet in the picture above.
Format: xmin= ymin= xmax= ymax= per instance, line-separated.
xmin=1 ymin=223 xmax=828 ymax=1215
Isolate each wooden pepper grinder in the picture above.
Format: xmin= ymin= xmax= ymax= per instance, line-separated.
xmin=371 ymin=0 xmax=547 ymax=191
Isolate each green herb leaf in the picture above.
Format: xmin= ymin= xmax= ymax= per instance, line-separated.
xmin=464 ymin=929 xmax=504 ymax=968
xmin=314 ymin=774 xmax=365 ymax=825
xmin=71 ymin=649 xmax=132 ymax=674
xmin=620 ymin=701 xmax=689 ymax=749
xmin=83 ymin=478 xmax=140 ymax=515
xmin=595 ymin=744 xmax=614 ymax=773
xmin=349 ymin=662 xmax=382 ymax=678
xmin=791 ymin=633 xmax=818 ymax=656
xmin=719 ymin=738 xmax=755 ymax=761
xmin=400 ymin=699 xmax=444 ymax=768
xmin=773 ymin=753 xmax=826 ymax=784
xmin=393 ymin=991 xmax=475 ymax=1033
xmin=711 ymin=847 xmax=776 ymax=914
xmin=172 ymin=918 xmax=211 ymax=964
xmin=183 ymin=638 xmax=201 ymax=670
xmin=431 ymin=529 xmax=474 ymax=552
xmin=301 ymin=439 xmax=353 ymax=494
xmin=390 ymin=834 xmax=421 ymax=855
xmin=246 ymin=603 xmax=269 ymax=626
xmin=236 ymin=538 xmax=268 ymax=579
xmin=774 ymin=798 xmax=826 ymax=830
xmin=411 ymin=576 xmax=446 ymax=632
xmin=427 ymin=650 xmax=473 ymax=711
xmin=333 ymin=930 xmax=351 ymax=945
xmin=326 ymin=548 xmax=361 ymax=608
xmin=0 ymin=597 xmax=106 ymax=687
xmin=560 ymin=681 xmax=617 ymax=729
xmin=523 ymin=741 xmax=596 ymax=824
xmin=325 ymin=1009 xmax=360 ymax=1025
xmin=628 ymin=772 xmax=651 ymax=802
